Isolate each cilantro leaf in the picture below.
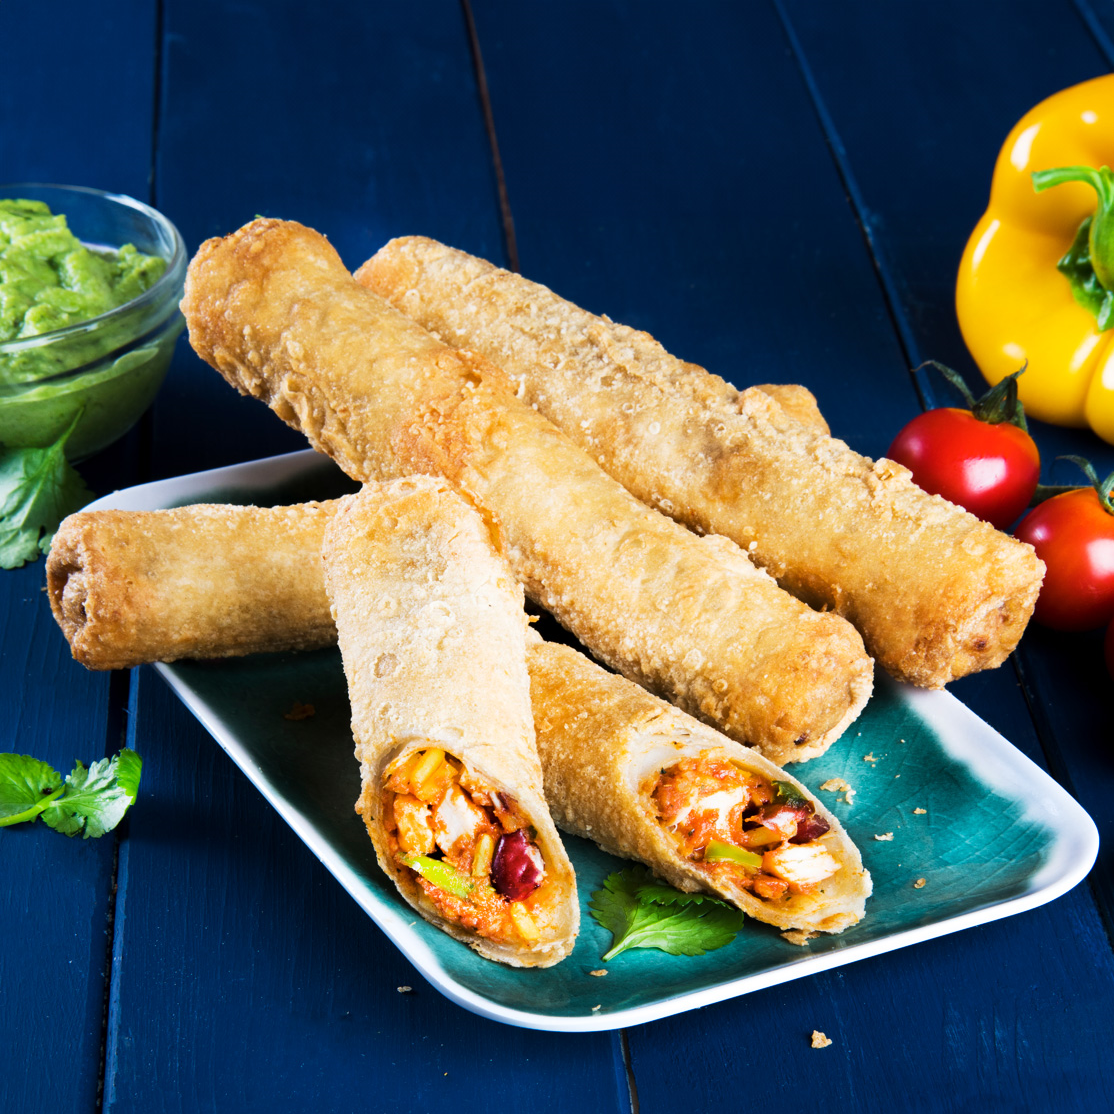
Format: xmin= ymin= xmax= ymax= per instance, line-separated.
xmin=42 ymin=750 xmax=142 ymax=838
xmin=0 ymin=753 xmax=64 ymax=820
xmin=630 ymin=879 xmax=729 ymax=907
xmin=0 ymin=749 xmax=141 ymax=837
xmin=589 ymin=866 xmax=746 ymax=961
xmin=0 ymin=413 xmax=94 ymax=569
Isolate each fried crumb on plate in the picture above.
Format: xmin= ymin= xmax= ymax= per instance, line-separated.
xmin=873 ymin=832 xmax=894 ymax=841
xmin=914 ymin=807 xmax=927 ymax=814
xmin=819 ymin=777 xmax=855 ymax=805
xmin=283 ymin=701 xmax=316 ymax=721
xmin=914 ymin=878 xmax=927 ymax=889
xmin=811 ymin=1030 xmax=833 ymax=1049
xmin=781 ymin=929 xmax=817 ymax=946
xmin=589 ymin=969 xmax=608 ymax=977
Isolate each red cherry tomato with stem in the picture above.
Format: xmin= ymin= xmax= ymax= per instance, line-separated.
xmin=1014 ymin=461 xmax=1114 ymax=632
xmin=887 ymin=408 xmax=1039 ymax=528
xmin=886 ymin=363 xmax=1039 ymax=530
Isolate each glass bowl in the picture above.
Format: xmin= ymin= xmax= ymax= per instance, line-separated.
xmin=0 ymin=184 xmax=187 ymax=460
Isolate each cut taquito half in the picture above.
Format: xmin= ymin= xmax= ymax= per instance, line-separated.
xmin=527 ymin=635 xmax=871 ymax=934
xmin=322 ymin=476 xmax=578 ymax=967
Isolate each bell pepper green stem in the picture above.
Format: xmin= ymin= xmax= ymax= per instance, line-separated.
xmin=704 ymin=841 xmax=764 ymax=870
xmin=1032 ymin=164 xmax=1114 ymax=291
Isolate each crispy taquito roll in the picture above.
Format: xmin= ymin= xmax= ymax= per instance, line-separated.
xmin=358 ymin=236 xmax=1044 ymax=688
xmin=182 ymin=219 xmax=873 ymax=763
xmin=47 ymin=501 xmax=338 ymax=671
xmin=45 ymin=493 xmax=866 ymax=932
xmin=526 ymin=635 xmax=870 ymax=934
xmin=323 ymin=476 xmax=577 ymax=967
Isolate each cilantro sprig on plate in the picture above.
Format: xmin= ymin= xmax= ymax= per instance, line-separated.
xmin=0 ymin=749 xmax=142 ymax=838
xmin=589 ymin=866 xmax=746 ymax=961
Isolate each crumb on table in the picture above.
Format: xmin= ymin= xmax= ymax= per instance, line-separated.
xmin=873 ymin=832 xmax=894 ymax=841
xmin=811 ymin=1030 xmax=833 ymax=1049
xmin=914 ymin=878 xmax=927 ymax=889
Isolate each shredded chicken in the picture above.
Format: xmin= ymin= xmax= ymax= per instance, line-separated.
xmin=649 ymin=756 xmax=839 ymax=900
xmin=382 ymin=748 xmax=548 ymax=944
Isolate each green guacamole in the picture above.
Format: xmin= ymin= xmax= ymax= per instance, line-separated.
xmin=0 ymin=198 xmax=180 ymax=459
xmin=0 ymin=198 xmax=166 ymax=349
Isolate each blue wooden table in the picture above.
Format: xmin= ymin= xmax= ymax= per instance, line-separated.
xmin=4 ymin=3 xmax=1113 ymax=1110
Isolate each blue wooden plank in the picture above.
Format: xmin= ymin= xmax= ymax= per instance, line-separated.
xmin=631 ymin=891 xmax=1114 ymax=1114
xmin=468 ymin=0 xmax=1114 ymax=1109
xmin=1073 ymin=0 xmax=1114 ymax=65
xmin=104 ymin=669 xmax=629 ymax=1114
xmin=0 ymin=2 xmax=157 ymax=1110
xmin=147 ymin=0 xmax=512 ymax=478
xmin=0 ymin=565 xmax=121 ymax=1114
xmin=471 ymin=0 xmax=919 ymax=462
xmin=104 ymin=2 xmax=629 ymax=1108
xmin=0 ymin=0 xmax=156 ymax=203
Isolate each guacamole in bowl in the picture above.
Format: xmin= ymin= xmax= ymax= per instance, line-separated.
xmin=0 ymin=185 xmax=186 ymax=460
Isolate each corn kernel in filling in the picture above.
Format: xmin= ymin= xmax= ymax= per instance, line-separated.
xmin=383 ymin=748 xmax=550 ymax=944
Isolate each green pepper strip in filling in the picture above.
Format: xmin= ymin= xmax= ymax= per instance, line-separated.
xmin=649 ymin=757 xmax=839 ymax=901
xmin=383 ymin=748 xmax=548 ymax=944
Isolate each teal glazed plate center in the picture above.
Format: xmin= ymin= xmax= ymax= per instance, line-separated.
xmin=88 ymin=450 xmax=1099 ymax=1032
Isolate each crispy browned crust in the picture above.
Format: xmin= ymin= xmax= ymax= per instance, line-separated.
xmin=323 ymin=477 xmax=578 ymax=968
xmin=359 ymin=236 xmax=1044 ymax=687
xmin=183 ymin=220 xmax=873 ymax=762
xmin=46 ymin=502 xmax=338 ymax=670
xmin=527 ymin=636 xmax=871 ymax=934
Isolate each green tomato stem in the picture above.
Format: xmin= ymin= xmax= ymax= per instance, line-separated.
xmin=1030 ymin=456 xmax=1114 ymax=516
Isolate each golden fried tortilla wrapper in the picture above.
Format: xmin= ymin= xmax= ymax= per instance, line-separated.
xmin=358 ymin=236 xmax=1044 ymax=688
xmin=322 ymin=477 xmax=577 ymax=967
xmin=47 ymin=501 xmax=337 ymax=671
xmin=527 ymin=635 xmax=870 ymax=934
xmin=181 ymin=219 xmax=872 ymax=763
xmin=45 ymin=492 xmax=864 ymax=932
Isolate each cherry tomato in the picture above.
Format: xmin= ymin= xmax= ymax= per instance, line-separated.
xmin=887 ymin=408 xmax=1040 ymax=529
xmin=1014 ymin=488 xmax=1114 ymax=630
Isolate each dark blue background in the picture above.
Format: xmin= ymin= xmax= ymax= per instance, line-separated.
xmin=2 ymin=2 xmax=1112 ymax=1111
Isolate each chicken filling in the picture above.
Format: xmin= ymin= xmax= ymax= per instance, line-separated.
xmin=383 ymin=748 xmax=549 ymax=944
xmin=648 ymin=757 xmax=839 ymax=901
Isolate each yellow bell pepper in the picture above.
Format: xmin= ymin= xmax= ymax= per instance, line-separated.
xmin=957 ymin=73 xmax=1114 ymax=443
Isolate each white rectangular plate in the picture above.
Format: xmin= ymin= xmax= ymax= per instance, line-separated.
xmin=87 ymin=450 xmax=1099 ymax=1031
